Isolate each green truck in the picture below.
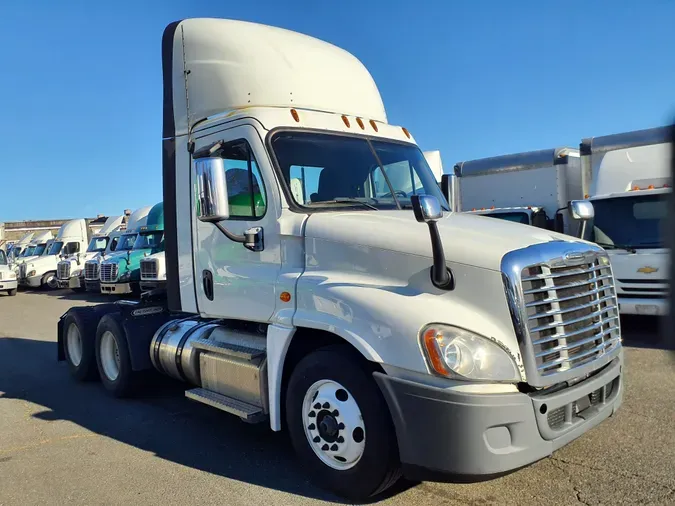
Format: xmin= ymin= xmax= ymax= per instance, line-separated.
xmin=99 ymin=202 xmax=164 ymax=295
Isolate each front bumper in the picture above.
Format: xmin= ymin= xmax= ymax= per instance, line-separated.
xmin=140 ymin=279 xmax=166 ymax=292
xmin=57 ymin=276 xmax=83 ymax=289
xmin=84 ymin=279 xmax=101 ymax=292
xmin=0 ymin=279 xmax=18 ymax=291
xmin=100 ymin=282 xmax=133 ymax=294
xmin=374 ymin=353 xmax=623 ymax=479
xmin=22 ymin=275 xmax=43 ymax=288
xmin=617 ymin=297 xmax=668 ymax=316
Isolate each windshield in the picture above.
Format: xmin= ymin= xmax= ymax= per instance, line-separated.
xmin=591 ymin=193 xmax=667 ymax=249
xmin=481 ymin=212 xmax=530 ymax=225
xmin=87 ymin=236 xmax=109 ymax=253
xmin=133 ymin=231 xmax=164 ymax=250
xmin=117 ymin=234 xmax=137 ymax=251
xmin=33 ymin=243 xmax=48 ymax=256
xmin=0 ymin=250 xmax=7 ymax=265
xmin=20 ymin=246 xmax=36 ymax=257
xmin=47 ymin=241 xmax=64 ymax=255
xmin=271 ymin=132 xmax=449 ymax=211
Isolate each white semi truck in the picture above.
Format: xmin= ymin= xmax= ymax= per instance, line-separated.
xmin=57 ymin=215 xmax=126 ymax=291
xmin=12 ymin=231 xmax=54 ymax=277
xmin=57 ymin=18 xmax=623 ymax=501
xmin=139 ymin=251 xmax=166 ymax=293
xmin=579 ymin=125 xmax=671 ymax=316
xmin=454 ymin=147 xmax=583 ymax=235
xmin=83 ymin=207 xmax=151 ymax=292
xmin=19 ymin=219 xmax=89 ymax=290
xmin=6 ymin=232 xmax=34 ymax=262
xmin=0 ymin=248 xmax=18 ymax=296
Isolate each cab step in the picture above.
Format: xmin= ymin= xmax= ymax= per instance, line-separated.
xmin=185 ymin=388 xmax=264 ymax=422
xmin=191 ymin=337 xmax=265 ymax=361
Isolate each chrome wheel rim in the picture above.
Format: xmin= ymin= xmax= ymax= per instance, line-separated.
xmin=66 ymin=323 xmax=83 ymax=367
xmin=100 ymin=331 xmax=121 ymax=381
xmin=302 ymin=380 xmax=365 ymax=470
xmin=46 ymin=274 xmax=58 ymax=289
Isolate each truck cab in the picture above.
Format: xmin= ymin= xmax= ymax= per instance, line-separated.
xmin=57 ymin=18 xmax=623 ymax=501
xmin=6 ymin=232 xmax=34 ymax=263
xmin=454 ymin=148 xmax=583 ymax=234
xmin=83 ymin=206 xmax=151 ymax=292
xmin=19 ymin=220 xmax=88 ymax=290
xmin=579 ymin=126 xmax=671 ymax=316
xmin=13 ymin=231 xmax=54 ymax=279
xmin=0 ymin=249 xmax=18 ymax=296
xmin=57 ymin=215 xmax=126 ymax=291
xmin=100 ymin=203 xmax=164 ymax=295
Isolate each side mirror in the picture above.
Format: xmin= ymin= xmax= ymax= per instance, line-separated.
xmin=569 ymin=200 xmax=594 ymax=239
xmin=194 ymin=157 xmax=230 ymax=222
xmin=411 ymin=195 xmax=443 ymax=223
xmin=570 ymin=200 xmax=594 ymax=221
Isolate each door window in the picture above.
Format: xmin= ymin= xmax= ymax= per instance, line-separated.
xmin=218 ymin=140 xmax=267 ymax=219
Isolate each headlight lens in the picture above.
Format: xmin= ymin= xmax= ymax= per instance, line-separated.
xmin=119 ymin=271 xmax=131 ymax=281
xmin=8 ymin=272 xmax=16 ymax=279
xmin=421 ymin=324 xmax=521 ymax=382
xmin=27 ymin=270 xmax=36 ymax=277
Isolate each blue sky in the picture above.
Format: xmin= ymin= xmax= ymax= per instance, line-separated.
xmin=1 ymin=0 xmax=674 ymax=221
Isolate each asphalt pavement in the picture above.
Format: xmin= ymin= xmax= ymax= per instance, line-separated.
xmin=0 ymin=290 xmax=673 ymax=505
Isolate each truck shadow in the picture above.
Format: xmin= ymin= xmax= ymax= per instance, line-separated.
xmin=0 ymin=337 xmax=414 ymax=503
xmin=620 ymin=315 xmax=673 ymax=351
xmin=21 ymin=288 xmax=126 ymax=303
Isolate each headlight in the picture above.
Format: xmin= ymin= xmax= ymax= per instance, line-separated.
xmin=119 ymin=271 xmax=131 ymax=282
xmin=27 ymin=270 xmax=37 ymax=277
xmin=420 ymin=324 xmax=521 ymax=382
xmin=8 ymin=272 xmax=16 ymax=279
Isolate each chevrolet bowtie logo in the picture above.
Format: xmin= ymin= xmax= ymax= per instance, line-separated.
xmin=637 ymin=266 xmax=659 ymax=274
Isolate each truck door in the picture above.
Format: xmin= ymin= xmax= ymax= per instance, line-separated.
xmin=192 ymin=124 xmax=282 ymax=322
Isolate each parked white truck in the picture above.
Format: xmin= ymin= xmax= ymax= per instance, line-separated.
xmin=83 ymin=207 xmax=151 ymax=292
xmin=6 ymin=232 xmax=34 ymax=262
xmin=454 ymin=147 xmax=583 ymax=234
xmin=57 ymin=18 xmax=623 ymax=501
xmin=579 ymin=125 xmax=671 ymax=315
xmin=12 ymin=231 xmax=54 ymax=277
xmin=19 ymin=219 xmax=89 ymax=290
xmin=139 ymin=251 xmax=166 ymax=293
xmin=0 ymin=248 xmax=18 ymax=296
xmin=57 ymin=215 xmax=126 ymax=291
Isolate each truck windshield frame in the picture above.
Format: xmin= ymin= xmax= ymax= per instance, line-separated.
xmin=87 ymin=236 xmax=109 ymax=253
xmin=590 ymin=193 xmax=668 ymax=249
xmin=267 ymin=129 xmax=450 ymax=213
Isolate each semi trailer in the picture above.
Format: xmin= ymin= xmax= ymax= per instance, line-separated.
xmin=454 ymin=148 xmax=583 ymax=234
xmin=84 ymin=206 xmax=151 ymax=292
xmin=99 ymin=202 xmax=164 ymax=295
xmin=57 ymin=18 xmax=623 ymax=501
xmin=57 ymin=215 xmax=127 ymax=291
xmin=579 ymin=125 xmax=671 ymax=315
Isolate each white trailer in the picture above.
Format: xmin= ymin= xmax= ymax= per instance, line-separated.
xmin=580 ymin=125 xmax=671 ymax=316
xmin=56 ymin=18 xmax=623 ymax=501
xmin=454 ymin=148 xmax=583 ymax=235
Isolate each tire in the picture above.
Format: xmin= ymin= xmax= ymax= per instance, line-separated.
xmin=63 ymin=310 xmax=103 ymax=381
xmin=8 ymin=289 xmax=17 ymax=296
xmin=95 ymin=313 xmax=137 ymax=397
xmin=42 ymin=271 xmax=58 ymax=290
xmin=285 ymin=345 xmax=401 ymax=501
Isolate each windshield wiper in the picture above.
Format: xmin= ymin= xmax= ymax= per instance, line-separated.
xmin=314 ymin=198 xmax=378 ymax=210
xmin=595 ymin=242 xmax=637 ymax=253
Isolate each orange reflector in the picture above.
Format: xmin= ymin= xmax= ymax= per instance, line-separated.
xmin=370 ymin=119 xmax=379 ymax=132
xmin=341 ymin=115 xmax=350 ymax=127
xmin=584 ymin=194 xmax=589 ymax=198
xmin=290 ymin=109 xmax=299 ymax=122
xmin=356 ymin=117 xmax=365 ymax=130
xmin=491 ymin=206 xmax=495 ymax=209
xmin=632 ymin=185 xmax=640 ymax=191
xmin=422 ymin=328 xmax=448 ymax=376
xmin=648 ymin=185 xmax=655 ymax=189
xmin=402 ymin=127 xmax=411 ymax=139
xmin=280 ymin=291 xmax=291 ymax=302
xmin=481 ymin=207 xmax=485 ymax=210
xmin=527 ymin=206 xmax=532 ymax=209
xmin=472 ymin=208 xmax=476 ymax=211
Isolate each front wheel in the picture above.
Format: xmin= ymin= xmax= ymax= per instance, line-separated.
xmin=7 ymin=289 xmax=17 ymax=296
xmin=286 ymin=345 xmax=401 ymax=501
xmin=42 ymin=272 xmax=58 ymax=290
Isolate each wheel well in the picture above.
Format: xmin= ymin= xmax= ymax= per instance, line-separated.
xmin=279 ymin=327 xmax=385 ymax=430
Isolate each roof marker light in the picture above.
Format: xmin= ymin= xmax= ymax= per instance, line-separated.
xmin=342 ymin=115 xmax=351 ymax=127
xmin=402 ymin=127 xmax=411 ymax=139
xmin=648 ymin=185 xmax=655 ymax=190
xmin=356 ymin=117 xmax=365 ymax=130
xmin=370 ymin=119 xmax=379 ymax=132
xmin=632 ymin=185 xmax=640 ymax=191
xmin=290 ymin=109 xmax=300 ymax=122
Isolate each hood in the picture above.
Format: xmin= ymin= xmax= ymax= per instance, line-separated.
xmin=103 ymin=249 xmax=151 ymax=273
xmin=26 ymin=254 xmax=58 ymax=269
xmin=304 ymin=210 xmax=585 ymax=271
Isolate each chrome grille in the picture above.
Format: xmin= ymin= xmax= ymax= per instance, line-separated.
xmin=616 ymin=278 xmax=668 ymax=300
xmin=85 ymin=261 xmax=99 ymax=280
xmin=19 ymin=264 xmax=26 ymax=279
xmin=100 ymin=263 xmax=118 ymax=283
xmin=140 ymin=258 xmax=158 ymax=280
xmin=522 ymin=260 xmax=620 ymax=377
xmin=57 ymin=261 xmax=71 ymax=280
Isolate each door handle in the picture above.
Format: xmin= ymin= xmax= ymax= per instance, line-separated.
xmin=202 ymin=270 xmax=214 ymax=301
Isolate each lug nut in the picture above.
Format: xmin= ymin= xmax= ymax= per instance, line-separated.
xmin=308 ymin=411 xmax=316 ymax=418
xmin=337 ymin=436 xmax=344 ymax=443
xmin=338 ymin=423 xmax=345 ymax=430
xmin=330 ymin=444 xmax=338 ymax=451
xmin=308 ymin=424 xmax=316 ymax=430
xmin=321 ymin=444 xmax=329 ymax=451
xmin=313 ymin=436 xmax=320 ymax=443
xmin=314 ymin=403 xmax=321 ymax=409
xmin=332 ymin=410 xmax=339 ymax=417
xmin=322 ymin=402 xmax=330 ymax=409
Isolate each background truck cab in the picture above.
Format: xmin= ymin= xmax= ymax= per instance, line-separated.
xmin=57 ymin=215 xmax=126 ymax=291
xmin=84 ymin=206 xmax=151 ymax=292
xmin=579 ymin=125 xmax=671 ymax=315
xmin=100 ymin=202 xmax=164 ymax=295
xmin=139 ymin=251 xmax=166 ymax=293
xmin=19 ymin=219 xmax=88 ymax=290
xmin=0 ymin=249 xmax=18 ymax=296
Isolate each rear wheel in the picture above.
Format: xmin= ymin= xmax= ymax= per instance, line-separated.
xmin=286 ymin=345 xmax=401 ymax=501
xmin=63 ymin=310 xmax=101 ymax=381
xmin=95 ymin=313 xmax=137 ymax=397
xmin=7 ymin=289 xmax=17 ymax=296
